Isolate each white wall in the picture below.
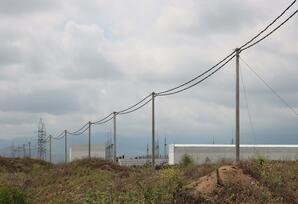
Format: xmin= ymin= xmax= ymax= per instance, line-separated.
xmin=168 ymin=144 xmax=298 ymax=165
xmin=69 ymin=144 xmax=105 ymax=161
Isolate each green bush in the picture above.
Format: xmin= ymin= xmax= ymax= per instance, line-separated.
xmin=0 ymin=185 xmax=27 ymax=204
xmin=179 ymin=154 xmax=194 ymax=167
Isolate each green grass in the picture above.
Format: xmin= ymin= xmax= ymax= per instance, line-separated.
xmin=0 ymin=157 xmax=297 ymax=204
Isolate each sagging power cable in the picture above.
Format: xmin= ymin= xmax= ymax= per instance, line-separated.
xmin=240 ymin=0 xmax=296 ymax=49
xmin=118 ymin=97 xmax=152 ymax=115
xmin=241 ymin=8 xmax=298 ymax=51
xmin=157 ymin=53 xmax=236 ymax=96
xmin=67 ymin=122 xmax=89 ymax=135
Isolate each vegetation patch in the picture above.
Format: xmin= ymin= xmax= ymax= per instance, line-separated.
xmin=0 ymin=157 xmax=296 ymax=203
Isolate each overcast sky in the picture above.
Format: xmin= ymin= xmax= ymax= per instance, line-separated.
xmin=0 ymin=0 xmax=297 ymax=154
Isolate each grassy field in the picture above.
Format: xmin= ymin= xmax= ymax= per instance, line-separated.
xmin=0 ymin=156 xmax=297 ymax=203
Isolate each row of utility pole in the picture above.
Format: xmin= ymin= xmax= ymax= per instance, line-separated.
xmin=9 ymin=142 xmax=31 ymax=158
xmin=7 ymin=47 xmax=241 ymax=165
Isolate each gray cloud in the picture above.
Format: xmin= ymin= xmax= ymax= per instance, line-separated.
xmin=0 ymin=0 xmax=57 ymax=15
xmin=0 ymin=0 xmax=297 ymax=150
xmin=0 ymin=89 xmax=81 ymax=114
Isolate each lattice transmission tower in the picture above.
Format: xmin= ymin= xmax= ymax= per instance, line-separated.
xmin=37 ymin=118 xmax=47 ymax=160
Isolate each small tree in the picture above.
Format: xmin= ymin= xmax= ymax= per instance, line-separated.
xmin=180 ymin=154 xmax=194 ymax=167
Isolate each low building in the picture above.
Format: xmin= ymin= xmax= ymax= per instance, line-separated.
xmin=69 ymin=144 xmax=105 ymax=161
xmin=168 ymin=144 xmax=298 ymax=165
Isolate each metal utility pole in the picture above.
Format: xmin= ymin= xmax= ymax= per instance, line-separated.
xmin=28 ymin=142 xmax=31 ymax=158
xmin=88 ymin=121 xmax=91 ymax=159
xmin=49 ymin=135 xmax=52 ymax=163
xmin=64 ymin=130 xmax=67 ymax=163
xmin=151 ymin=92 xmax=155 ymax=167
xmin=23 ymin=144 xmax=26 ymax=157
xmin=235 ymin=48 xmax=240 ymax=162
xmin=113 ymin=112 xmax=117 ymax=163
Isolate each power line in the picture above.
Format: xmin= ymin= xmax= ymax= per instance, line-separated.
xmin=52 ymin=131 xmax=65 ymax=140
xmin=240 ymin=57 xmax=298 ymax=117
xmin=156 ymin=50 xmax=236 ymax=95
xmin=4 ymin=1 xmax=297 ymax=161
xmin=241 ymin=9 xmax=298 ymax=51
xmin=92 ymin=113 xmax=113 ymax=125
xmin=92 ymin=115 xmax=114 ymax=125
xmin=67 ymin=122 xmax=89 ymax=135
xmin=240 ymin=0 xmax=296 ymax=49
xmin=117 ymin=94 xmax=152 ymax=114
xmin=157 ymin=53 xmax=236 ymax=96
xmin=67 ymin=125 xmax=89 ymax=136
xmin=46 ymin=0 xmax=298 ymax=139
xmin=157 ymin=0 xmax=297 ymax=96
xmin=118 ymin=97 xmax=152 ymax=115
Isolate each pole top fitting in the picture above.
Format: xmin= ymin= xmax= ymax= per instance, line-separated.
xmin=152 ymin=92 xmax=155 ymax=96
xmin=113 ymin=111 xmax=117 ymax=115
xmin=235 ymin=48 xmax=241 ymax=54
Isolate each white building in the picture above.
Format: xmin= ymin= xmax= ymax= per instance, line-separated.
xmin=118 ymin=158 xmax=168 ymax=166
xmin=168 ymin=144 xmax=298 ymax=165
xmin=69 ymin=144 xmax=105 ymax=161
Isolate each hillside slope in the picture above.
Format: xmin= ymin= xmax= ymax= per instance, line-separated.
xmin=0 ymin=157 xmax=297 ymax=203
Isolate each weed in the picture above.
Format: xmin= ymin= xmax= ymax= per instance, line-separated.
xmin=0 ymin=185 xmax=27 ymax=204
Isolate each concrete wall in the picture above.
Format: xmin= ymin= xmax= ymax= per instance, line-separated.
xmin=118 ymin=158 xmax=168 ymax=166
xmin=69 ymin=144 xmax=105 ymax=161
xmin=168 ymin=144 xmax=298 ymax=165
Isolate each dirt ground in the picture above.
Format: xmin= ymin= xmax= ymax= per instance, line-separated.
xmin=187 ymin=165 xmax=266 ymax=199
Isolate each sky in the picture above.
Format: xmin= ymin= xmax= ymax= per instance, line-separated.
xmin=0 ymin=0 xmax=298 ymax=156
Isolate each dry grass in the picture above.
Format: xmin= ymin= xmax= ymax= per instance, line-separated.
xmin=0 ymin=156 xmax=297 ymax=203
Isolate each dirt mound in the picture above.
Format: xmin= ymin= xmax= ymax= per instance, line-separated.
xmin=186 ymin=165 xmax=264 ymax=199
xmin=0 ymin=157 xmax=52 ymax=173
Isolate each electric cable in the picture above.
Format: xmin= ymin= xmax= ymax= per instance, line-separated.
xmin=157 ymin=53 xmax=236 ymax=96
xmin=117 ymin=94 xmax=152 ymax=114
xmin=241 ymin=9 xmax=298 ymax=51
xmin=67 ymin=125 xmax=89 ymax=136
xmin=67 ymin=122 xmax=89 ymax=135
xmin=240 ymin=0 xmax=296 ymax=49
xmin=157 ymin=51 xmax=236 ymax=95
xmin=240 ymin=57 xmax=298 ymax=117
xmin=92 ymin=115 xmax=114 ymax=125
xmin=92 ymin=113 xmax=113 ymax=125
xmin=118 ymin=97 xmax=152 ymax=115
xmin=52 ymin=131 xmax=65 ymax=140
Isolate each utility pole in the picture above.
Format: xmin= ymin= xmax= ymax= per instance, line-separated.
xmin=49 ymin=135 xmax=52 ymax=163
xmin=235 ymin=48 xmax=240 ymax=162
xmin=113 ymin=112 xmax=117 ymax=163
xmin=151 ymin=92 xmax=155 ymax=167
xmin=64 ymin=130 xmax=67 ymax=163
xmin=28 ymin=142 xmax=31 ymax=158
xmin=88 ymin=121 xmax=91 ymax=159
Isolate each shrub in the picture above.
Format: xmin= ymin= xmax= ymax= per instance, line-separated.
xmin=0 ymin=185 xmax=27 ymax=204
xmin=180 ymin=154 xmax=194 ymax=167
